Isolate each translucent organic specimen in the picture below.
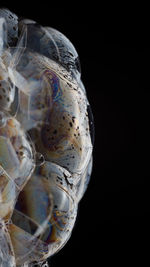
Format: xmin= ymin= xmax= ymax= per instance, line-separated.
xmin=0 ymin=8 xmax=94 ymax=266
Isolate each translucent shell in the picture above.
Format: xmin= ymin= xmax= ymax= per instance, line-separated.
xmin=0 ymin=116 xmax=35 ymax=220
xmin=18 ymin=22 xmax=81 ymax=80
xmin=15 ymin=51 xmax=92 ymax=176
xmin=0 ymin=13 xmax=26 ymax=114
xmin=0 ymin=8 xmax=93 ymax=266
xmin=0 ymin=9 xmax=18 ymax=45
xmin=9 ymin=162 xmax=77 ymax=265
xmin=75 ymin=156 xmax=93 ymax=202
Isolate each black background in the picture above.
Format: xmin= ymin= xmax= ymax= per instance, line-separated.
xmin=0 ymin=2 xmax=150 ymax=266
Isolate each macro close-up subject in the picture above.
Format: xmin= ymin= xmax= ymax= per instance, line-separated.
xmin=1 ymin=2 xmax=149 ymax=267
xmin=0 ymin=8 xmax=94 ymax=267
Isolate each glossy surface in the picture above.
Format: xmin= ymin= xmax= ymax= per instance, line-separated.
xmin=0 ymin=8 xmax=93 ymax=266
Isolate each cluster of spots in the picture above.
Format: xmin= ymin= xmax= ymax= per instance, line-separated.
xmin=0 ymin=78 xmax=15 ymax=110
xmin=0 ymin=8 xmax=93 ymax=267
xmin=0 ymin=8 xmax=18 ymax=45
xmin=24 ymin=65 xmax=93 ymax=175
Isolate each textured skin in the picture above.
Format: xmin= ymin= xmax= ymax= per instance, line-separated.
xmin=0 ymin=8 xmax=94 ymax=266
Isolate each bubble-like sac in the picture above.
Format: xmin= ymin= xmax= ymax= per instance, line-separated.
xmin=0 ymin=116 xmax=35 ymax=221
xmin=10 ymin=162 xmax=77 ymax=265
xmin=0 ymin=8 xmax=94 ymax=266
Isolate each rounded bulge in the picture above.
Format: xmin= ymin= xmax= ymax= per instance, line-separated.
xmin=9 ymin=161 xmax=77 ymax=265
xmin=7 ymin=51 xmax=92 ymax=265
xmin=38 ymin=76 xmax=92 ymax=175
xmin=15 ymin=51 xmax=93 ymax=178
xmin=0 ymin=116 xmax=35 ymax=221
xmin=0 ymin=10 xmax=91 ymax=266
